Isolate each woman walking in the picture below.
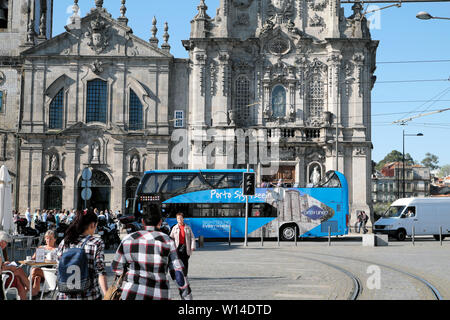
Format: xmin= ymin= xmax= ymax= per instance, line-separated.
xmin=56 ymin=210 xmax=108 ymax=300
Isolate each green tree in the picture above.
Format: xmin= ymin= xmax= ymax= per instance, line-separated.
xmin=439 ymin=164 xmax=450 ymax=178
xmin=421 ymin=153 xmax=440 ymax=171
xmin=375 ymin=150 xmax=415 ymax=171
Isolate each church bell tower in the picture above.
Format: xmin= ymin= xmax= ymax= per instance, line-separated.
xmin=0 ymin=0 xmax=53 ymax=55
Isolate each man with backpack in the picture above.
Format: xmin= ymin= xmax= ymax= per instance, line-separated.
xmin=112 ymin=208 xmax=193 ymax=300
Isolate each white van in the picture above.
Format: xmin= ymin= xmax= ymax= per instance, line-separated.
xmin=374 ymin=198 xmax=450 ymax=241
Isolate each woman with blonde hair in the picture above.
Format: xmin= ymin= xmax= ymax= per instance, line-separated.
xmin=30 ymin=230 xmax=58 ymax=297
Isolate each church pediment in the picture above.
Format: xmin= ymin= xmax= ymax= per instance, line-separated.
xmin=21 ymin=10 xmax=172 ymax=59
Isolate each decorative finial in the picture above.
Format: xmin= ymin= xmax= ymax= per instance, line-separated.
xmin=149 ymin=16 xmax=159 ymax=45
xmin=161 ymin=22 xmax=171 ymax=51
xmin=194 ymin=0 xmax=210 ymax=20
xmin=118 ymin=0 xmax=128 ymax=25
xmin=95 ymin=0 xmax=104 ymax=9
xmin=120 ymin=0 xmax=127 ymax=17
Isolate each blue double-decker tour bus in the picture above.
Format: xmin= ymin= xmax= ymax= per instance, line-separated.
xmin=125 ymin=169 xmax=349 ymax=240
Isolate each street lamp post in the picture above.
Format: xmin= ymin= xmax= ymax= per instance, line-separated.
xmin=416 ymin=11 xmax=450 ymax=20
xmin=402 ymin=130 xmax=423 ymax=198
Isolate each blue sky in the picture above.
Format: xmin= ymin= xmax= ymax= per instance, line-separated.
xmin=52 ymin=0 xmax=450 ymax=166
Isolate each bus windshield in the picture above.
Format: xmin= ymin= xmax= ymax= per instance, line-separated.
xmin=384 ymin=206 xmax=405 ymax=218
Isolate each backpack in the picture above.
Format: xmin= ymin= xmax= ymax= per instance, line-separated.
xmin=57 ymin=236 xmax=92 ymax=294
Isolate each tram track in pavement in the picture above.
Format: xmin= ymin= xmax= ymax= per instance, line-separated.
xmin=295 ymin=251 xmax=443 ymax=300
xmin=291 ymin=254 xmax=362 ymax=300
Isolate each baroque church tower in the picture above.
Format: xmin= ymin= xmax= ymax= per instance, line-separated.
xmin=183 ymin=0 xmax=378 ymax=225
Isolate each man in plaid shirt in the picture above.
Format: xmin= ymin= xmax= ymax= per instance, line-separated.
xmin=112 ymin=209 xmax=193 ymax=300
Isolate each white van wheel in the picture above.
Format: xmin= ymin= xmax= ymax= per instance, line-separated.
xmin=396 ymin=229 xmax=406 ymax=241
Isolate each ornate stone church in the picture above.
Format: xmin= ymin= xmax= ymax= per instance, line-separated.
xmin=0 ymin=0 xmax=378 ymax=225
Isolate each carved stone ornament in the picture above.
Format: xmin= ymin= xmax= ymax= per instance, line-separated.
xmin=232 ymin=59 xmax=253 ymax=72
xmin=267 ymin=0 xmax=295 ymax=23
xmin=309 ymin=13 xmax=326 ymax=32
xmin=354 ymin=147 xmax=366 ymax=156
xmin=232 ymin=0 xmax=254 ymax=9
xmin=260 ymin=19 xmax=275 ymax=36
xmin=235 ymin=13 xmax=250 ymax=26
xmin=90 ymin=59 xmax=104 ymax=74
xmin=85 ymin=16 xmax=111 ymax=54
xmin=268 ymin=37 xmax=291 ymax=56
xmin=308 ymin=0 xmax=327 ymax=11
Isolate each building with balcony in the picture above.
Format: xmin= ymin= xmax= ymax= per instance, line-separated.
xmin=372 ymin=162 xmax=431 ymax=203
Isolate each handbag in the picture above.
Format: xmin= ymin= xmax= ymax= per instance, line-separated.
xmin=103 ymin=273 xmax=125 ymax=300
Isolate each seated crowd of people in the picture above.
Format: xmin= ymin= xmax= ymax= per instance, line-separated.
xmin=1 ymin=207 xmax=121 ymax=300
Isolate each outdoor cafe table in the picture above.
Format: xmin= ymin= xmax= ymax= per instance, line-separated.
xmin=19 ymin=260 xmax=58 ymax=300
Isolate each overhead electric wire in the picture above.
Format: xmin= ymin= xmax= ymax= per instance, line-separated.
xmin=393 ymin=86 xmax=450 ymax=123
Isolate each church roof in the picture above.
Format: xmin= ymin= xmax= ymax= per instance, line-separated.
xmin=20 ymin=7 xmax=172 ymax=59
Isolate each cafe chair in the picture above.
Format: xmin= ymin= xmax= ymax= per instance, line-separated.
xmin=31 ymin=234 xmax=45 ymax=252
xmin=15 ymin=236 xmax=34 ymax=260
xmin=2 ymin=271 xmax=20 ymax=300
xmin=40 ymin=268 xmax=58 ymax=300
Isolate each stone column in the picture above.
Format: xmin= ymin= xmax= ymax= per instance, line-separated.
xmin=21 ymin=66 xmax=34 ymax=130
xmin=192 ymin=50 xmax=207 ymax=127
xmin=112 ymin=142 xmax=124 ymax=211
xmin=30 ymin=146 xmax=44 ymax=210
xmin=148 ymin=64 xmax=158 ymax=133
xmin=158 ymin=64 xmax=170 ymax=136
xmin=62 ymin=140 xmax=78 ymax=210
xmin=19 ymin=147 xmax=31 ymax=212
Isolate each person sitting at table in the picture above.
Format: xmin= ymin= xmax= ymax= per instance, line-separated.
xmin=0 ymin=231 xmax=29 ymax=300
xmin=29 ymin=230 xmax=58 ymax=297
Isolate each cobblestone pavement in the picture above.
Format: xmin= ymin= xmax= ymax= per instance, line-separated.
xmin=102 ymin=236 xmax=450 ymax=300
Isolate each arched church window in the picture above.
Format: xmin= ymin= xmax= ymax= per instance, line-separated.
xmin=272 ymin=85 xmax=286 ymax=118
xmin=309 ymin=74 xmax=325 ymax=118
xmin=129 ymin=89 xmax=143 ymax=130
xmin=49 ymin=89 xmax=64 ymax=129
xmin=0 ymin=0 xmax=8 ymax=29
xmin=86 ymin=79 xmax=107 ymax=123
xmin=235 ymin=75 xmax=251 ymax=121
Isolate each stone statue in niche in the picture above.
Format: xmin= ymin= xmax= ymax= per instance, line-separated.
xmin=289 ymin=104 xmax=296 ymax=120
xmin=50 ymin=154 xmax=59 ymax=171
xmin=92 ymin=141 xmax=100 ymax=163
xmin=310 ymin=165 xmax=321 ymax=185
xmin=131 ymin=156 xmax=140 ymax=172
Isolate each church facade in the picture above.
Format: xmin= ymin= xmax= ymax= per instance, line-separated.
xmin=0 ymin=0 xmax=378 ymax=226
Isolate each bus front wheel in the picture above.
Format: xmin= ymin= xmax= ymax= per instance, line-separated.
xmin=280 ymin=224 xmax=298 ymax=242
